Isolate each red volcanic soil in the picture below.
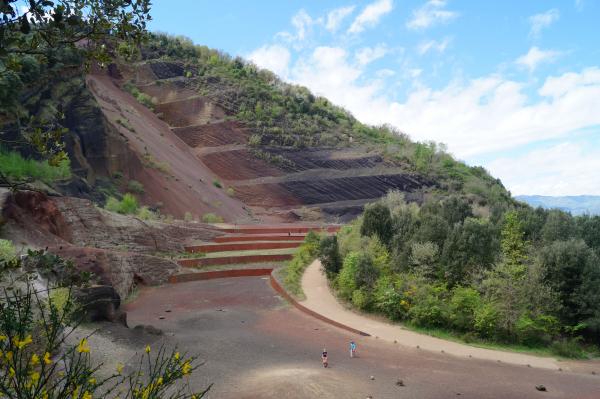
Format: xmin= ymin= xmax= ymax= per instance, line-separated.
xmin=213 ymin=234 xmax=307 ymax=243
xmin=124 ymin=276 xmax=600 ymax=399
xmin=201 ymin=149 xmax=285 ymax=180
xmin=185 ymin=241 xmax=301 ymax=253
xmin=173 ymin=121 xmax=249 ymax=147
xmin=178 ymin=253 xmax=293 ymax=268
xmin=85 ymin=72 xmax=249 ymax=221
xmin=154 ymin=97 xmax=225 ymax=127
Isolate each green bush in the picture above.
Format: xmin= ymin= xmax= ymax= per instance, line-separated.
xmin=0 ymin=239 xmax=17 ymax=263
xmin=373 ymin=275 xmax=407 ymax=320
xmin=515 ymin=314 xmax=559 ymax=346
xmin=201 ymin=213 xmax=224 ymax=223
xmin=184 ymin=212 xmax=194 ymax=222
xmin=137 ymin=206 xmax=158 ymax=221
xmin=352 ymin=288 xmax=372 ymax=310
xmin=337 ymin=252 xmax=360 ymax=300
xmin=318 ymin=235 xmax=342 ymax=277
xmin=226 ymin=187 xmax=235 ymax=197
xmin=448 ymin=287 xmax=481 ymax=331
xmin=104 ymin=193 xmax=139 ymax=215
xmin=0 ymin=149 xmax=71 ymax=183
xmin=127 ymin=179 xmax=145 ymax=194
xmin=212 ymin=179 xmax=222 ymax=188
xmin=407 ymin=283 xmax=449 ymax=328
xmin=474 ymin=302 xmax=501 ymax=339
xmin=549 ymin=338 xmax=588 ymax=359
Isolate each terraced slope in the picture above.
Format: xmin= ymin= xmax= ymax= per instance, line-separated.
xmin=118 ymin=61 xmax=432 ymax=221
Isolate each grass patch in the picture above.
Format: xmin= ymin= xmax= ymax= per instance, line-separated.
xmin=281 ymin=232 xmax=320 ymax=299
xmin=201 ymin=213 xmax=223 ymax=223
xmin=212 ymin=179 xmax=222 ymax=188
xmin=403 ymin=323 xmax=597 ymax=359
xmin=127 ymin=179 xmax=145 ymax=194
xmin=0 ymin=149 xmax=71 ymax=184
xmin=141 ymin=153 xmax=171 ymax=174
xmin=0 ymin=239 xmax=17 ymax=263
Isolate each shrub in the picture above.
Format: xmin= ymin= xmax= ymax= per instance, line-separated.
xmin=515 ymin=314 xmax=559 ymax=346
xmin=137 ymin=206 xmax=158 ymax=221
xmin=474 ymin=301 xmax=501 ymax=339
xmin=407 ymin=283 xmax=449 ymax=328
xmin=361 ymin=203 xmax=393 ymax=245
xmin=0 ymin=149 xmax=71 ymax=184
xmin=127 ymin=179 xmax=145 ymax=194
xmin=449 ymin=287 xmax=482 ymax=331
xmin=213 ymin=179 xmax=222 ymax=188
xmin=184 ymin=212 xmax=194 ymax=222
xmin=550 ymin=337 xmax=588 ymax=359
xmin=104 ymin=193 xmax=139 ymax=215
xmin=0 ymin=239 xmax=16 ymax=263
xmin=202 ymin=213 xmax=224 ymax=223
xmin=226 ymin=187 xmax=235 ymax=197
xmin=318 ymin=235 xmax=342 ymax=277
xmin=337 ymin=252 xmax=360 ymax=300
xmin=373 ymin=275 xmax=407 ymax=320
xmin=352 ymin=288 xmax=372 ymax=310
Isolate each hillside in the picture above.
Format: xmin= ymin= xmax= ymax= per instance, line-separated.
xmin=516 ymin=195 xmax=600 ymax=215
xmin=103 ymin=33 xmax=513 ymax=222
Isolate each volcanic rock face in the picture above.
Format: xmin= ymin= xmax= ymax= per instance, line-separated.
xmin=1 ymin=190 xmax=221 ymax=297
xmin=120 ymin=60 xmax=433 ymax=221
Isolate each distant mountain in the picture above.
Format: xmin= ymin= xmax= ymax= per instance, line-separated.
xmin=516 ymin=195 xmax=600 ymax=216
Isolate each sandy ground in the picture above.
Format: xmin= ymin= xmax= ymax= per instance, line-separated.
xmin=122 ymin=276 xmax=600 ymax=399
xmin=301 ymin=260 xmax=568 ymax=370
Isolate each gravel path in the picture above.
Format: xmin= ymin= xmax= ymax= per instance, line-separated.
xmin=301 ymin=259 xmax=561 ymax=370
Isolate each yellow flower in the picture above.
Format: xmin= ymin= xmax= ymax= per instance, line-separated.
xmin=181 ymin=361 xmax=191 ymax=375
xmin=43 ymin=352 xmax=52 ymax=365
xmin=174 ymin=352 xmax=180 ymax=360
xmin=14 ymin=335 xmax=33 ymax=349
xmin=145 ymin=345 xmax=151 ymax=354
xmin=77 ymin=338 xmax=90 ymax=353
xmin=5 ymin=351 xmax=13 ymax=362
xmin=82 ymin=391 xmax=92 ymax=399
xmin=30 ymin=353 xmax=40 ymax=366
xmin=72 ymin=386 xmax=80 ymax=399
xmin=30 ymin=371 xmax=40 ymax=383
xmin=0 ymin=335 xmax=6 ymax=342
xmin=88 ymin=377 xmax=96 ymax=385
xmin=9 ymin=367 xmax=15 ymax=377
xmin=156 ymin=377 xmax=163 ymax=386
xmin=116 ymin=363 xmax=124 ymax=374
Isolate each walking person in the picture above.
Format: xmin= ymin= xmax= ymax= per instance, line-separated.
xmin=321 ymin=348 xmax=328 ymax=368
xmin=350 ymin=340 xmax=357 ymax=358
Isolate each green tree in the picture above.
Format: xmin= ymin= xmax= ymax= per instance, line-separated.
xmin=318 ymin=235 xmax=342 ymax=277
xmin=541 ymin=210 xmax=576 ymax=243
xmin=360 ymin=202 xmax=393 ymax=245
xmin=501 ymin=211 xmax=528 ymax=267
xmin=440 ymin=196 xmax=473 ymax=226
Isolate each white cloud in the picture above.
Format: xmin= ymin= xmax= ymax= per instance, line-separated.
xmin=326 ymin=6 xmax=356 ymax=32
xmin=529 ymin=9 xmax=559 ymax=38
xmin=287 ymin=45 xmax=600 ymax=159
xmin=406 ymin=0 xmax=459 ymax=30
xmin=516 ymin=46 xmax=561 ymax=71
xmin=355 ymin=44 xmax=389 ymax=65
xmin=487 ymin=142 xmax=600 ymax=195
xmin=248 ymin=44 xmax=291 ymax=78
xmin=417 ymin=37 xmax=451 ymax=55
xmin=348 ymin=0 xmax=393 ymax=34
xmin=277 ymin=9 xmax=316 ymax=44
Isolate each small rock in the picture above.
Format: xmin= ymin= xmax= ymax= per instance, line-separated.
xmin=370 ymin=376 xmax=375 ymax=380
xmin=159 ymin=316 xmax=165 ymax=320
xmin=396 ymin=379 xmax=404 ymax=387
xmin=456 ymin=393 xmax=462 ymax=396
xmin=558 ymin=368 xmax=562 ymax=372
xmin=416 ymin=345 xmax=420 ymax=349
xmin=441 ymin=350 xmax=445 ymax=353
xmin=591 ymin=371 xmax=596 ymax=375
xmin=535 ymin=385 xmax=547 ymax=392
xmin=527 ymin=364 xmax=531 ymax=368
xmin=468 ymin=355 xmax=472 ymax=358
xmin=133 ymin=324 xmax=163 ymax=336
xmin=394 ymin=340 xmax=397 ymax=344
xmin=165 ymin=309 xmax=172 ymax=313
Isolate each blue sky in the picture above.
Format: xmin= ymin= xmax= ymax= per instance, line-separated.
xmin=149 ymin=0 xmax=600 ymax=196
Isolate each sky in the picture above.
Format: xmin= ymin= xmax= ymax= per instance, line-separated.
xmin=148 ymin=0 xmax=600 ymax=196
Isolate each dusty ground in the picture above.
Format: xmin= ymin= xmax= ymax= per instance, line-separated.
xmin=123 ymin=276 xmax=600 ymax=399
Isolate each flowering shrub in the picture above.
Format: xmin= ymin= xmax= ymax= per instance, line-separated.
xmin=0 ymin=250 xmax=210 ymax=399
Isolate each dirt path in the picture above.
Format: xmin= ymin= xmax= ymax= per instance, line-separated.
xmin=301 ymin=259 xmax=561 ymax=370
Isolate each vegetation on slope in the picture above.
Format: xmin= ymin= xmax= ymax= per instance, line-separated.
xmin=133 ymin=34 xmax=513 ymax=212
xmin=0 ymin=148 xmax=71 ymax=184
xmin=319 ymin=191 xmax=600 ymax=357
